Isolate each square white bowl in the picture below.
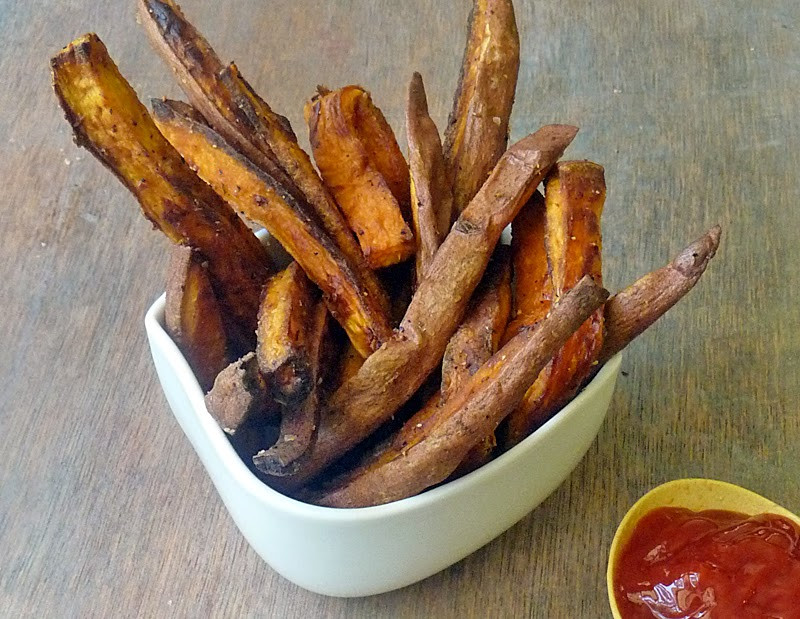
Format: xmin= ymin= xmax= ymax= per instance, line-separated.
xmin=145 ymin=272 xmax=621 ymax=598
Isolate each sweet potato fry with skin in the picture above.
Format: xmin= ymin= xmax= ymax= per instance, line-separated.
xmin=254 ymin=300 xmax=331 ymax=474
xmin=444 ymin=0 xmax=520 ymax=216
xmin=50 ymin=34 xmax=270 ymax=350
xmin=313 ymin=276 xmax=609 ymax=508
xmin=165 ymin=245 xmax=230 ymax=391
xmin=406 ymin=72 xmax=453 ymax=281
xmin=441 ymin=247 xmax=511 ymax=474
xmin=138 ymin=0 xmax=389 ymax=315
xmin=256 ymin=263 xmax=316 ymax=406
xmin=151 ymin=98 xmax=392 ymax=357
xmin=441 ymin=247 xmax=512 ymax=399
xmin=205 ymin=352 xmax=277 ymax=434
xmin=598 ymin=226 xmax=722 ymax=365
xmin=502 ymin=161 xmax=606 ymax=448
xmin=306 ymin=86 xmax=415 ymax=268
xmin=263 ymin=125 xmax=578 ymax=489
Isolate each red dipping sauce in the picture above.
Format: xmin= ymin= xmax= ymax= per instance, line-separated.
xmin=613 ymin=507 xmax=800 ymax=618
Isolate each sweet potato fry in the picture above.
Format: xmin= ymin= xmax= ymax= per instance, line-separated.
xmin=441 ymin=247 xmax=511 ymax=473
xmin=444 ymin=0 xmax=520 ymax=216
xmin=165 ymin=245 xmax=230 ymax=391
xmin=353 ymin=87 xmax=411 ymax=210
xmin=406 ymin=72 xmax=453 ymax=281
xmin=205 ymin=352 xmax=277 ymax=434
xmin=503 ymin=191 xmax=551 ymax=340
xmin=256 ymin=263 xmax=316 ymax=405
xmin=306 ymin=86 xmax=415 ymax=268
xmin=151 ymin=98 xmax=392 ymax=357
xmin=137 ymin=0 xmax=292 ymax=188
xmin=502 ymin=161 xmax=606 ymax=448
xmin=264 ymin=124 xmax=578 ymax=488
xmin=50 ymin=34 xmax=270 ymax=350
xmin=254 ymin=300 xmax=331 ymax=475
xmin=598 ymin=226 xmax=722 ymax=365
xmin=138 ymin=0 xmax=389 ymax=315
xmin=441 ymin=247 xmax=512 ymax=399
xmin=313 ymin=276 xmax=609 ymax=507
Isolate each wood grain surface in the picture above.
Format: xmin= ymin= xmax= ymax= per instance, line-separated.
xmin=2 ymin=0 xmax=799 ymax=616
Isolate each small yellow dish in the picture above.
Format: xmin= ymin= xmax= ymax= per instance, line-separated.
xmin=607 ymin=478 xmax=800 ymax=618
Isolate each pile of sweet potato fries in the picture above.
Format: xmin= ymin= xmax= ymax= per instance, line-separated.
xmin=51 ymin=0 xmax=720 ymax=507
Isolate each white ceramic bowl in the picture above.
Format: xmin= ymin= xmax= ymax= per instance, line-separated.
xmin=145 ymin=268 xmax=621 ymax=597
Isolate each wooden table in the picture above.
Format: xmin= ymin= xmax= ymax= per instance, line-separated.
xmin=3 ymin=0 xmax=798 ymax=615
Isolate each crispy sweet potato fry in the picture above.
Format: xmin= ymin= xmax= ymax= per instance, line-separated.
xmin=137 ymin=0 xmax=292 ymax=187
xmin=265 ymin=125 xmax=578 ymax=488
xmin=406 ymin=72 xmax=453 ymax=281
xmin=50 ymin=34 xmax=270 ymax=350
xmin=151 ymin=98 xmax=392 ymax=357
xmin=256 ymin=263 xmax=316 ymax=405
xmin=503 ymin=191 xmax=551 ymax=340
xmin=444 ymin=0 xmax=520 ymax=216
xmin=502 ymin=161 xmax=606 ymax=447
xmin=314 ymin=276 xmax=609 ymax=507
xmin=205 ymin=352 xmax=276 ymax=434
xmin=138 ymin=0 xmax=389 ymax=316
xmin=441 ymin=247 xmax=512 ymax=399
xmin=441 ymin=247 xmax=511 ymax=473
xmin=306 ymin=86 xmax=415 ymax=268
xmin=353 ymin=87 xmax=411 ymax=211
xmin=254 ymin=300 xmax=331 ymax=474
xmin=598 ymin=226 xmax=721 ymax=365
xmin=165 ymin=245 xmax=230 ymax=391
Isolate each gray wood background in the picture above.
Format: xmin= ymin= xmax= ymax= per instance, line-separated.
xmin=2 ymin=0 xmax=798 ymax=616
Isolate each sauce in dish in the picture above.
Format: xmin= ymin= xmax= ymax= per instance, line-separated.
xmin=613 ymin=506 xmax=800 ymax=618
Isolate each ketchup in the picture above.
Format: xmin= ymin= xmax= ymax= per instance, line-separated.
xmin=613 ymin=507 xmax=800 ymax=618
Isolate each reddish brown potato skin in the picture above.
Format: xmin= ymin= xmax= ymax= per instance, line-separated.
xmin=502 ymin=161 xmax=606 ymax=448
xmin=406 ymin=72 xmax=453 ymax=282
xmin=336 ymin=248 xmax=512 ymax=484
xmin=599 ymin=226 xmax=722 ymax=365
xmin=442 ymin=247 xmax=511 ymax=474
xmin=204 ymin=352 xmax=276 ymax=435
xmin=50 ymin=34 xmax=270 ymax=351
xmin=381 ymin=248 xmax=513 ymax=477
xmin=306 ymin=86 xmax=415 ymax=268
xmin=444 ymin=0 xmax=520 ymax=216
xmin=165 ymin=245 xmax=230 ymax=391
xmin=440 ymin=249 xmax=511 ymax=400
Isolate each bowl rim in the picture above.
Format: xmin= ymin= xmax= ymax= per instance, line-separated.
xmin=146 ymin=290 xmax=622 ymax=522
